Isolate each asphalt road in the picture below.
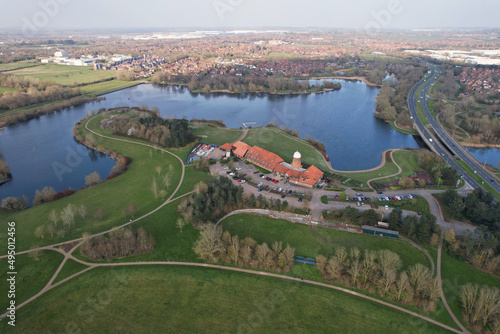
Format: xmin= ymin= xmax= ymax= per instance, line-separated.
xmin=408 ymin=65 xmax=500 ymax=195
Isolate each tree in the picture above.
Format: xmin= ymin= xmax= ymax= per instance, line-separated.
xmin=255 ymin=243 xmax=270 ymax=266
xmin=228 ymin=235 xmax=240 ymax=266
xmin=151 ymin=176 xmax=158 ymax=200
xmin=0 ymin=197 xmax=26 ymax=211
xmin=395 ymin=271 xmax=410 ymax=301
xmin=34 ymin=225 xmax=46 ymax=239
xmin=127 ymin=203 xmax=137 ymax=218
xmin=193 ymin=224 xmax=223 ymax=263
xmin=61 ymin=204 xmax=75 ymax=228
xmin=155 ymin=166 xmax=162 ymax=176
xmin=316 ymin=255 xmax=328 ymax=276
xmin=85 ymin=171 xmax=102 ymax=187
xmin=29 ymin=249 xmax=41 ymax=261
xmin=176 ymin=217 xmax=187 ymax=232
xmin=347 ymin=259 xmax=361 ymax=286
xmin=49 ymin=209 xmax=58 ymax=226
xmin=387 ymin=209 xmax=402 ymax=230
xmin=46 ymin=223 xmax=56 ymax=237
xmin=77 ymin=204 xmax=87 ymax=220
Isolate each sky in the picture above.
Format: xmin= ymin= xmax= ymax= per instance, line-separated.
xmin=1 ymin=0 xmax=499 ymax=32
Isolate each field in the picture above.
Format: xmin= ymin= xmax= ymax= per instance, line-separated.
xmin=0 ymin=61 xmax=40 ymax=72
xmin=0 ymin=265 xmax=451 ymax=334
xmin=52 ymin=259 xmax=90 ymax=284
xmin=342 ymin=152 xmax=400 ymax=184
xmin=10 ymin=63 xmax=117 ymax=86
xmin=190 ymin=122 xmax=243 ymax=146
xmin=441 ymin=251 xmax=500 ymax=330
xmin=0 ymin=115 xmax=183 ymax=252
xmin=221 ymin=213 xmax=429 ymax=271
xmin=79 ymin=80 xmax=141 ymax=96
xmin=243 ymin=127 xmax=330 ymax=170
xmin=372 ymin=150 xmax=420 ymax=184
xmin=0 ymin=250 xmax=64 ymax=311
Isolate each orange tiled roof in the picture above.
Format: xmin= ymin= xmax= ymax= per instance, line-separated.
xmin=220 ymin=143 xmax=233 ymax=151
xmin=246 ymin=146 xmax=284 ymax=170
xmin=232 ymin=141 xmax=251 ymax=157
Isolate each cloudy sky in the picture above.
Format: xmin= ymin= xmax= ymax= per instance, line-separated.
xmin=2 ymin=0 xmax=499 ymax=31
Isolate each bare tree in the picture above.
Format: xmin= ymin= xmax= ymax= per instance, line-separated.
xmin=29 ymin=249 xmax=41 ymax=261
xmin=378 ymin=250 xmax=402 ymax=277
xmin=127 ymin=203 xmax=137 ymax=218
xmin=347 ymin=259 xmax=361 ymax=286
xmin=77 ymin=204 xmax=87 ymax=220
xmin=155 ymin=166 xmax=162 ymax=177
xmin=326 ymin=257 xmax=341 ymax=281
xmin=151 ymin=176 xmax=158 ymax=200
xmin=395 ymin=271 xmax=410 ymax=301
xmin=61 ymin=204 xmax=75 ymax=228
xmin=228 ymin=235 xmax=240 ymax=266
xmin=283 ymin=243 xmax=295 ymax=266
xmin=193 ymin=224 xmax=223 ymax=262
xmin=49 ymin=209 xmax=58 ymax=226
xmin=34 ymin=225 xmax=46 ymax=239
xmin=176 ymin=217 xmax=187 ymax=232
xmin=46 ymin=224 xmax=56 ymax=237
xmin=240 ymin=245 xmax=253 ymax=266
xmin=255 ymin=243 xmax=270 ymax=266
xmin=380 ymin=269 xmax=397 ymax=295
xmin=85 ymin=171 xmax=102 ymax=187
xmin=316 ymin=255 xmax=328 ymax=276
xmin=163 ymin=174 xmax=172 ymax=190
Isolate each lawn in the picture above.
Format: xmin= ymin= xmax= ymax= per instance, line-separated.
xmin=10 ymin=63 xmax=117 ymax=86
xmin=343 ymin=158 xmax=400 ymax=185
xmin=1 ymin=265 xmax=451 ymax=334
xmin=441 ymin=251 xmax=500 ymax=331
xmin=244 ymin=127 xmax=330 ymax=170
xmin=0 ymin=115 xmax=183 ymax=252
xmin=52 ymin=259 xmax=90 ymax=284
xmin=190 ymin=122 xmax=243 ymax=146
xmin=221 ymin=213 xmax=429 ymax=271
xmin=0 ymin=61 xmax=40 ymax=72
xmin=372 ymin=150 xmax=420 ymax=184
xmin=0 ymin=250 xmax=64 ymax=311
xmin=80 ymin=80 xmax=141 ymax=96
xmin=176 ymin=166 xmax=213 ymax=197
xmin=385 ymin=196 xmax=430 ymax=214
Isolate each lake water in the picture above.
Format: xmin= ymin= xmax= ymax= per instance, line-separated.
xmin=466 ymin=147 xmax=500 ymax=170
xmin=0 ymin=79 xmax=424 ymax=202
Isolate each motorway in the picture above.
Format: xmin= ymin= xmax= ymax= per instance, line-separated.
xmin=408 ymin=65 xmax=500 ymax=195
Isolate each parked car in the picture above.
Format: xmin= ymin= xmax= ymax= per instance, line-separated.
xmin=278 ymin=188 xmax=282 ymax=192
xmin=371 ymin=204 xmax=375 ymax=208
xmin=240 ymin=180 xmax=246 ymax=184
xmin=384 ymin=205 xmax=389 ymax=211
xmin=377 ymin=191 xmax=383 ymax=194
xmin=281 ymin=195 xmax=286 ymax=198
xmin=356 ymin=202 xmax=360 ymax=207
xmin=235 ymin=168 xmax=241 ymax=171
xmin=258 ymin=188 xmax=262 ymax=192
xmin=274 ymin=180 xmax=279 ymax=183
xmin=229 ymin=172 xmax=235 ymax=176
xmin=298 ymin=198 xmax=303 ymax=202
xmin=232 ymin=176 xmax=238 ymax=180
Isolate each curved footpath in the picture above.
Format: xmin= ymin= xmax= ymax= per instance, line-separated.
xmin=0 ymin=116 xmax=464 ymax=333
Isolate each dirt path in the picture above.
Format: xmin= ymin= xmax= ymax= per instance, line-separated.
xmin=437 ymin=231 xmax=470 ymax=333
xmin=366 ymin=149 xmax=402 ymax=189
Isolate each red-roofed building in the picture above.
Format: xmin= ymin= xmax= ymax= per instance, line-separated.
xmin=245 ymin=146 xmax=284 ymax=172
xmin=220 ymin=143 xmax=233 ymax=151
xmin=232 ymin=141 xmax=251 ymax=158
xmin=227 ymin=141 xmax=324 ymax=188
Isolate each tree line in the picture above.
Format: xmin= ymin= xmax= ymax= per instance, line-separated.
xmin=0 ymin=73 xmax=82 ymax=110
xmin=416 ymin=149 xmax=458 ymax=186
xmin=152 ymin=72 xmax=341 ymax=94
xmin=459 ymin=283 xmax=499 ymax=332
xmin=374 ymin=63 xmax=426 ymax=128
xmin=101 ymin=113 xmax=195 ymax=148
xmin=442 ymin=189 xmax=500 ymax=232
xmin=316 ymin=247 xmax=439 ymax=311
xmin=443 ymin=228 xmax=499 ymax=276
xmin=81 ymin=227 xmax=155 ymax=260
xmin=0 ymin=150 xmax=11 ymax=183
xmin=178 ymin=177 xmax=311 ymax=227
xmin=387 ymin=209 xmax=439 ymax=245
xmin=194 ymin=224 xmax=296 ymax=272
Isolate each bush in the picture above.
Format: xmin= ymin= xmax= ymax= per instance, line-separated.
xmin=1 ymin=197 xmax=26 ymax=211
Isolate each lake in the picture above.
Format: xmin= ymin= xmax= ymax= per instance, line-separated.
xmin=0 ymin=79 xmax=423 ymax=202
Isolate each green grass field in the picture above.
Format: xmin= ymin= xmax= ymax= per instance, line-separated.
xmin=244 ymin=127 xmax=330 ymax=170
xmin=221 ymin=213 xmax=428 ymax=271
xmin=343 ymin=156 xmax=400 ymax=184
xmin=0 ymin=115 xmax=182 ymax=252
xmin=190 ymin=122 xmax=243 ymax=146
xmin=0 ymin=61 xmax=40 ymax=72
xmin=80 ymin=80 xmax=141 ymax=96
xmin=372 ymin=150 xmax=420 ymax=184
xmin=10 ymin=63 xmax=117 ymax=86
xmin=0 ymin=265 xmax=451 ymax=334
xmin=52 ymin=259 xmax=90 ymax=284
xmin=441 ymin=251 xmax=500 ymax=330
xmin=0 ymin=250 xmax=64 ymax=311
